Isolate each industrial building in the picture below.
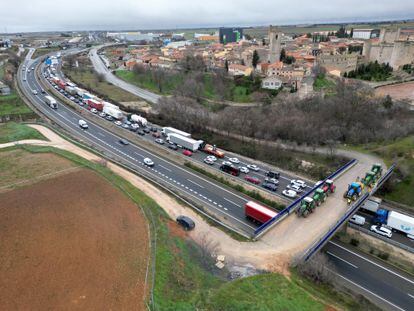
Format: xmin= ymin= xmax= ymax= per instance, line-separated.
xmin=219 ymin=27 xmax=243 ymax=44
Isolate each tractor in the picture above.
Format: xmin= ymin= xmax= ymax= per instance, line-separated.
xmin=371 ymin=163 xmax=383 ymax=179
xmin=312 ymin=188 xmax=326 ymax=206
xmin=297 ymin=197 xmax=315 ymax=217
xmin=362 ymin=171 xmax=377 ymax=187
xmin=344 ymin=182 xmax=363 ymax=204
xmin=321 ymin=179 xmax=336 ymax=196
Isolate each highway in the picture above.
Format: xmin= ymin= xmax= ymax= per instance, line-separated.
xmin=88 ymin=46 xmax=161 ymax=104
xmin=19 ymin=54 xmax=259 ymax=237
xmin=324 ymin=240 xmax=414 ymax=311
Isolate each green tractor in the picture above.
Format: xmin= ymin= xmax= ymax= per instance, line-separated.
xmin=312 ymin=188 xmax=326 ymax=206
xmin=362 ymin=171 xmax=377 ymax=187
xmin=371 ymin=163 xmax=383 ymax=179
xmin=297 ymin=197 xmax=316 ymax=217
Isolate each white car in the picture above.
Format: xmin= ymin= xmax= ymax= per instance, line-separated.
xmin=90 ymin=108 xmax=98 ymax=113
xmin=114 ymin=120 xmax=122 ymax=126
xmin=349 ymin=214 xmax=366 ymax=226
xmin=265 ymin=177 xmax=279 ymax=185
xmin=247 ymin=164 xmax=260 ymax=171
xmin=370 ymin=225 xmax=392 ymax=238
xmin=32 ymin=90 xmax=38 ymax=95
xmin=204 ymin=158 xmax=214 ymax=165
xmin=239 ymin=166 xmax=249 ymax=174
xmin=291 ymin=179 xmax=307 ymax=188
xmin=99 ymin=112 xmax=106 ymax=117
xmin=222 ymin=161 xmax=232 ymax=166
xmin=229 ymin=157 xmax=240 ymax=164
xmin=78 ymin=119 xmax=88 ymax=129
xmin=282 ymin=189 xmax=297 ymax=198
xmin=143 ymin=157 xmax=154 ymax=167
xmin=206 ymin=155 xmax=217 ymax=162
xmin=287 ymin=184 xmax=302 ymax=193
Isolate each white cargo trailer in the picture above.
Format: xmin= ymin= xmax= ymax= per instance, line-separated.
xmin=168 ymin=133 xmax=203 ymax=151
xmin=361 ymin=199 xmax=380 ymax=213
xmin=45 ymin=95 xmax=58 ymax=109
xmin=386 ymin=211 xmax=414 ymax=235
xmin=162 ymin=127 xmax=191 ymax=138
xmin=103 ymin=106 xmax=123 ymax=120
xmin=130 ymin=114 xmax=147 ymax=127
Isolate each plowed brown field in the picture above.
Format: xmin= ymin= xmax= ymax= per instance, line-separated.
xmin=0 ymin=168 xmax=149 ymax=310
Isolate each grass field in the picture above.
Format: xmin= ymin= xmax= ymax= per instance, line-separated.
xmin=32 ymin=47 xmax=62 ymax=59
xmin=64 ymin=67 xmax=141 ymax=103
xmin=0 ymin=92 xmax=33 ymax=116
xmin=0 ymin=122 xmax=45 ymax=144
xmin=349 ymin=136 xmax=414 ymax=208
xmin=313 ymin=74 xmax=336 ymax=94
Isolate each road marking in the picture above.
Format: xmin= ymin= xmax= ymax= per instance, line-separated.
xmin=159 ymin=164 xmax=171 ymax=172
xmin=329 ymin=241 xmax=414 ymax=285
xmin=187 ymin=179 xmax=204 ymax=189
xmin=97 ymin=132 xmax=105 ymax=137
xmin=408 ymin=293 xmax=414 ymax=300
xmin=223 ymin=197 xmax=240 ymax=207
xmin=328 ymin=269 xmax=406 ymax=311
xmin=134 ymin=152 xmax=144 ymax=157
xmin=326 ymin=251 xmax=358 ymax=269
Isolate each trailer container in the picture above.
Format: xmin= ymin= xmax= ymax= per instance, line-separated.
xmin=130 ymin=114 xmax=148 ymax=127
xmin=65 ymin=86 xmax=77 ymax=95
xmin=82 ymin=92 xmax=94 ymax=100
xmin=245 ymin=201 xmax=277 ymax=224
xmin=57 ymin=81 xmax=66 ymax=89
xmin=201 ymin=143 xmax=225 ymax=158
xmin=44 ymin=95 xmax=58 ymax=109
xmin=361 ymin=199 xmax=380 ymax=213
xmin=162 ymin=127 xmax=191 ymax=138
xmin=386 ymin=211 xmax=414 ymax=235
xmin=87 ymin=98 xmax=103 ymax=111
xmin=168 ymin=133 xmax=203 ymax=151
xmin=103 ymin=106 xmax=123 ymax=119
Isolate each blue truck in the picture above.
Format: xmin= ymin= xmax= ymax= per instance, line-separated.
xmin=374 ymin=208 xmax=414 ymax=236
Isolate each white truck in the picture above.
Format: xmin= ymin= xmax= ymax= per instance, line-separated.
xmin=44 ymin=95 xmax=58 ymax=109
xmin=130 ymin=114 xmax=147 ymax=127
xmin=162 ymin=127 xmax=191 ymax=138
xmin=103 ymin=106 xmax=123 ymax=120
xmin=65 ymin=86 xmax=77 ymax=95
xmin=386 ymin=211 xmax=414 ymax=236
xmin=361 ymin=198 xmax=381 ymax=213
xmin=168 ymin=133 xmax=203 ymax=151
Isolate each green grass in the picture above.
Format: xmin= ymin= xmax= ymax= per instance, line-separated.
xmin=232 ymin=85 xmax=252 ymax=102
xmin=64 ymin=68 xmax=141 ymax=103
xmin=347 ymin=136 xmax=414 ymax=207
xmin=313 ymin=74 xmax=336 ymax=93
xmin=32 ymin=47 xmax=62 ymax=59
xmin=1 ymin=142 xmax=375 ymax=310
xmin=0 ymin=122 xmax=46 ymax=143
xmin=0 ymin=92 xmax=33 ymax=116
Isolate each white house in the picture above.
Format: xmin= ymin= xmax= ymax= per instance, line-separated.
xmin=261 ymin=76 xmax=282 ymax=90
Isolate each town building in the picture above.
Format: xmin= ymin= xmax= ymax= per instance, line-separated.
xmin=352 ymin=29 xmax=380 ymax=40
xmin=268 ymin=26 xmax=282 ymax=63
xmin=261 ymin=76 xmax=282 ymax=90
xmin=228 ymin=64 xmax=252 ymax=76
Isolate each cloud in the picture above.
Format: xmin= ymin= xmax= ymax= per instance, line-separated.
xmin=1 ymin=0 xmax=413 ymax=32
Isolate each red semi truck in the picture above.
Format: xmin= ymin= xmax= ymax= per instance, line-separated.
xmin=245 ymin=201 xmax=277 ymax=224
xmin=87 ymin=98 xmax=104 ymax=111
xmin=202 ymin=144 xmax=225 ymax=158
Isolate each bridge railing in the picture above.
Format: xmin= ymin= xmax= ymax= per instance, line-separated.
xmin=301 ymin=164 xmax=396 ymax=262
xmin=254 ymin=159 xmax=358 ymax=238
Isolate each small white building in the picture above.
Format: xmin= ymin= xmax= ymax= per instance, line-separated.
xmin=261 ymin=76 xmax=282 ymax=90
xmin=352 ymin=29 xmax=380 ymax=40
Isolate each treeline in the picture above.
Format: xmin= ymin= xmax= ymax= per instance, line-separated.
xmin=154 ymin=80 xmax=414 ymax=145
xmin=345 ymin=61 xmax=393 ymax=81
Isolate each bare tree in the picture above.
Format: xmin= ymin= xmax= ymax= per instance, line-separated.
xmin=151 ymin=68 xmax=165 ymax=93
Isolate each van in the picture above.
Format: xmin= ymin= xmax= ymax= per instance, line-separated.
xmin=349 ymin=214 xmax=366 ymax=226
xmin=78 ymin=119 xmax=88 ymax=129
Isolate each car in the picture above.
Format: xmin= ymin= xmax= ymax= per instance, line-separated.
xmin=206 ymin=155 xmax=217 ymax=162
xmin=262 ymin=182 xmax=277 ymax=192
xmin=229 ymin=157 xmax=240 ymax=164
xmin=265 ymin=177 xmax=279 ymax=185
xmin=155 ymin=138 xmax=164 ymax=145
xmin=143 ymin=157 xmax=154 ymax=166
xmin=99 ymin=112 xmax=106 ymax=117
xmin=78 ymin=119 xmax=88 ymax=129
xmin=315 ymin=180 xmax=323 ymax=187
xmin=183 ymin=150 xmax=193 ymax=156
xmin=282 ymin=189 xmax=297 ymax=198
xmin=247 ymin=164 xmax=260 ymax=171
xmin=90 ymin=108 xmax=98 ymax=114
xmin=370 ymin=225 xmax=392 ymax=238
xmin=244 ymin=175 xmax=261 ymax=185
xmin=119 ymin=139 xmax=129 ymax=145
xmin=32 ymin=89 xmax=38 ymax=95
xmin=287 ymin=184 xmax=302 ymax=193
xmin=176 ymin=215 xmax=195 ymax=231
xmin=22 ymin=77 xmax=26 ymax=81
xmin=349 ymin=214 xmax=366 ymax=226
xmin=31 ymin=67 xmax=34 ymax=70
xmin=131 ymin=123 xmax=140 ymax=130
xmin=137 ymin=129 xmax=145 ymax=136
xmin=78 ymin=101 xmax=84 ymax=106
xmin=114 ymin=120 xmax=122 ymax=126
xmin=239 ymin=166 xmax=249 ymax=174
xmin=222 ymin=161 xmax=232 ymax=166
xmin=152 ymin=131 xmax=161 ymax=138
xmin=291 ymin=179 xmax=307 ymax=188
xmin=168 ymin=143 xmax=178 ymax=150
xmin=40 ymin=88 xmax=46 ymax=94
xmin=27 ymin=69 xmax=30 ymax=73
xmin=125 ymin=120 xmax=132 ymax=125
xmin=143 ymin=127 xmax=151 ymax=133
xmin=204 ymin=158 xmax=215 ymax=165
xmin=69 ymin=96 xmax=75 ymax=101
xmin=266 ymin=171 xmax=280 ymax=179
xmin=105 ymin=115 xmax=114 ymax=121
xmin=150 ymin=127 xmax=157 ymax=132
xmin=122 ymin=123 xmax=130 ymax=129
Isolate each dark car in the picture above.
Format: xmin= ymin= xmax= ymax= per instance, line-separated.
xmin=119 ymin=139 xmax=129 ymax=145
xmin=266 ymin=171 xmax=280 ymax=179
xmin=137 ymin=129 xmax=145 ymax=136
xmin=152 ymin=131 xmax=161 ymax=138
xmin=143 ymin=127 xmax=151 ymax=133
xmin=150 ymin=127 xmax=157 ymax=132
xmin=262 ymin=182 xmax=277 ymax=192
xmin=176 ymin=216 xmax=195 ymax=231
xmin=168 ymin=144 xmax=178 ymax=150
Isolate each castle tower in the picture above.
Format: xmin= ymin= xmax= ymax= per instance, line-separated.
xmin=268 ymin=25 xmax=282 ymax=63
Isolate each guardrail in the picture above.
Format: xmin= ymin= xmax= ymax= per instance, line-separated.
xmin=302 ymin=164 xmax=396 ymax=262
xmin=254 ymin=159 xmax=358 ymax=238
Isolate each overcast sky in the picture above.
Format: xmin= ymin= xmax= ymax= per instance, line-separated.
xmin=1 ymin=0 xmax=413 ymax=33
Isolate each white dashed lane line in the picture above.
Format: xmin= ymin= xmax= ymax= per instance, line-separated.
xmin=223 ymin=197 xmax=241 ymax=207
